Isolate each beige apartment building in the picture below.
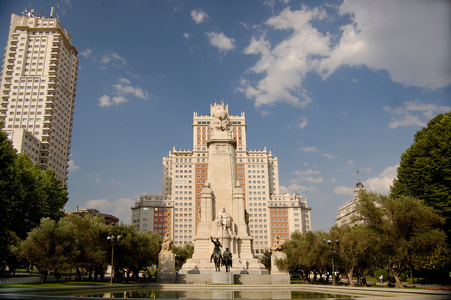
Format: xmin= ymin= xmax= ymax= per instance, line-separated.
xmin=132 ymin=104 xmax=312 ymax=255
xmin=335 ymin=179 xmax=366 ymax=227
xmin=0 ymin=9 xmax=78 ymax=182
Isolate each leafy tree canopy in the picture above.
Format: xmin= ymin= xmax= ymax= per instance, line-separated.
xmin=356 ymin=192 xmax=447 ymax=288
xmin=391 ymin=112 xmax=451 ymax=241
xmin=0 ymin=124 xmax=68 ymax=269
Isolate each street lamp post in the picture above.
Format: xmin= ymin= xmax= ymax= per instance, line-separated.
xmin=323 ymin=239 xmax=339 ymax=286
xmin=107 ymin=235 xmax=121 ymax=285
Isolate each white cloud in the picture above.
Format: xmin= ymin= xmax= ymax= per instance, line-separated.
xmin=191 ymin=9 xmax=208 ymax=24
xmin=100 ymin=51 xmax=127 ymax=67
xmin=302 ymin=176 xmax=324 ymax=183
xmin=118 ymin=77 xmax=131 ymax=84
xmin=323 ymin=153 xmax=336 ymax=160
xmin=113 ymin=83 xmax=149 ymax=99
xmin=280 ymin=183 xmax=317 ymax=194
xmin=68 ymin=159 xmax=80 ymax=172
xmin=293 ymin=169 xmax=320 ymax=176
xmin=241 ymin=2 xmax=451 ymax=108
xmin=300 ymin=146 xmax=318 ymax=153
xmin=240 ymin=6 xmax=328 ymax=107
xmin=183 ymin=33 xmax=191 ymax=39
xmin=361 ymin=167 xmax=372 ymax=173
xmin=99 ymin=95 xmax=113 ymax=107
xmin=320 ymin=0 xmax=451 ymax=89
xmin=384 ymin=99 xmax=451 ymax=129
xmin=79 ymin=48 xmax=92 ymax=58
xmin=334 ymin=186 xmax=354 ymax=196
xmin=99 ymin=95 xmax=128 ymax=107
xmin=111 ymin=95 xmax=128 ymax=104
xmin=206 ymin=32 xmax=235 ymax=53
xmin=297 ymin=117 xmax=308 ymax=130
xmin=290 ymin=169 xmax=324 ymax=184
xmin=364 ymin=164 xmax=398 ymax=194
xmin=86 ymin=198 xmax=134 ymax=224
xmin=99 ymin=78 xmax=149 ymax=107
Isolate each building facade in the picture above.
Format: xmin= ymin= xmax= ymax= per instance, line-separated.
xmin=132 ymin=104 xmax=312 ymax=255
xmin=335 ymin=179 xmax=366 ymax=227
xmin=66 ymin=207 xmax=119 ymax=225
xmin=0 ymin=9 xmax=78 ymax=182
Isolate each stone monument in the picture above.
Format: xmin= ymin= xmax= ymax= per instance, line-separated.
xmin=157 ymin=233 xmax=176 ymax=283
xmin=270 ymin=236 xmax=290 ymax=284
xmin=179 ymin=103 xmax=268 ymax=278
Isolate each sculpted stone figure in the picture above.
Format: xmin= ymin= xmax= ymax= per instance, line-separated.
xmin=161 ymin=233 xmax=173 ymax=252
xmin=210 ymin=105 xmax=231 ymax=132
xmin=271 ymin=235 xmax=285 ymax=252
xmin=215 ymin=206 xmax=233 ymax=234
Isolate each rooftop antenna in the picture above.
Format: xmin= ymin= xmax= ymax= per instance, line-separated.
xmin=56 ymin=0 xmax=60 ymax=19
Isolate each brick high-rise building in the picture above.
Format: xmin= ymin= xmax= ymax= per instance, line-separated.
xmin=132 ymin=104 xmax=312 ymax=255
xmin=0 ymin=9 xmax=78 ymax=182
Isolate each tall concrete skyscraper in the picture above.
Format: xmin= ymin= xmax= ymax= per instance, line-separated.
xmin=132 ymin=103 xmax=312 ymax=255
xmin=0 ymin=9 xmax=78 ymax=182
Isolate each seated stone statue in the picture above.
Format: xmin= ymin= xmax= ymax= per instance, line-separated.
xmin=161 ymin=233 xmax=173 ymax=252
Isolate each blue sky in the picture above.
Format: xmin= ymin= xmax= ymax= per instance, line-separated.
xmin=1 ymin=0 xmax=450 ymax=231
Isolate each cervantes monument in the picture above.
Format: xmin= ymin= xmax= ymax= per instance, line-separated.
xmin=179 ymin=103 xmax=268 ymax=275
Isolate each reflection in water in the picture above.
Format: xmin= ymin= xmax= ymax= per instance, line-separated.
xmin=75 ymin=289 xmax=353 ymax=299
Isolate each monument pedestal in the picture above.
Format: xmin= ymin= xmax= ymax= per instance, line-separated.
xmin=211 ymin=272 xmax=234 ymax=284
xmin=271 ymin=251 xmax=290 ymax=284
xmin=156 ymin=252 xmax=176 ymax=283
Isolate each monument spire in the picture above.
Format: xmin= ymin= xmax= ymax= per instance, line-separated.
xmin=179 ymin=102 xmax=267 ymax=276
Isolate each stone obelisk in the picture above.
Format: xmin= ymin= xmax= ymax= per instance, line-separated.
xmin=179 ymin=103 xmax=267 ymax=274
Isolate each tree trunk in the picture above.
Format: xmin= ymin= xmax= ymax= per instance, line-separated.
xmin=410 ymin=268 xmax=414 ymax=284
xmin=347 ymin=267 xmax=355 ymax=287
xmin=40 ymin=272 xmax=48 ymax=284
xmin=393 ymin=273 xmax=403 ymax=288
xmin=389 ymin=266 xmax=404 ymax=288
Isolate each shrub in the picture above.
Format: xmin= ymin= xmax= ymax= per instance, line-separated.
xmin=374 ymin=269 xmax=389 ymax=281
xmin=400 ymin=272 xmax=407 ymax=282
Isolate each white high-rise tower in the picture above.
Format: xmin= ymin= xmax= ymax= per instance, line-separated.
xmin=0 ymin=9 xmax=78 ymax=182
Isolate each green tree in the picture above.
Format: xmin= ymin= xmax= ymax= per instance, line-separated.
xmin=11 ymin=155 xmax=48 ymax=239
xmin=333 ymin=225 xmax=378 ymax=286
xmin=63 ymin=214 xmax=109 ymax=280
xmin=0 ymin=127 xmax=19 ymax=269
xmin=258 ymin=249 xmax=272 ymax=272
xmin=107 ymin=224 xmax=161 ymax=281
xmin=17 ymin=218 xmax=73 ymax=283
xmin=39 ymin=169 xmax=68 ymax=221
xmin=173 ymin=243 xmax=194 ymax=271
xmin=391 ymin=112 xmax=451 ymax=241
xmin=280 ymin=231 xmax=328 ymax=283
xmin=1 ymin=124 xmax=68 ymax=270
xmin=356 ymin=192 xmax=447 ymax=288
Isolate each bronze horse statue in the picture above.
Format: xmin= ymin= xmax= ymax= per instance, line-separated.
xmin=222 ymin=247 xmax=232 ymax=272
xmin=212 ymin=251 xmax=222 ymax=272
